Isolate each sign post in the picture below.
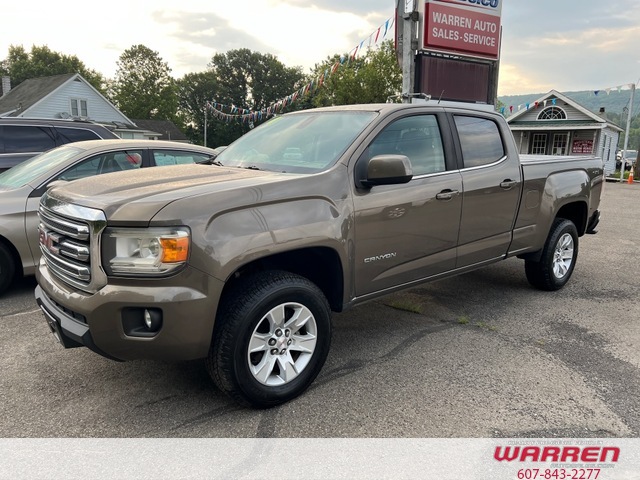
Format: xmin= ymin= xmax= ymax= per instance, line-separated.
xmin=397 ymin=0 xmax=418 ymax=103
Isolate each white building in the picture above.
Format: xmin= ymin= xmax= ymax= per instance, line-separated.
xmin=506 ymin=90 xmax=623 ymax=175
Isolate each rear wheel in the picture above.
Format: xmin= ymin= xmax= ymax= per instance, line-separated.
xmin=207 ymin=271 xmax=332 ymax=408
xmin=525 ymin=218 xmax=578 ymax=291
xmin=0 ymin=243 xmax=16 ymax=295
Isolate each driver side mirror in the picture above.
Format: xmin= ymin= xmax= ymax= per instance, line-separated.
xmin=357 ymin=154 xmax=413 ymax=189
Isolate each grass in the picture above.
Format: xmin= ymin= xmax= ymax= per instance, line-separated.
xmin=610 ymin=169 xmax=635 ymax=180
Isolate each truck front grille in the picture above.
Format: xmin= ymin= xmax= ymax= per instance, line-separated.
xmin=38 ymin=194 xmax=107 ymax=293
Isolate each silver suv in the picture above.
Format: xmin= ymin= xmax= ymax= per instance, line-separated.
xmin=0 ymin=118 xmax=119 ymax=173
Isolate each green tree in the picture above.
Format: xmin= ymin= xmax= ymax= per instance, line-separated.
xmin=309 ymin=40 xmax=401 ymax=107
xmin=0 ymin=45 xmax=105 ymax=92
xmin=204 ymin=49 xmax=305 ymax=145
xmin=110 ymin=45 xmax=177 ymax=121
xmin=175 ymin=71 xmax=224 ymax=147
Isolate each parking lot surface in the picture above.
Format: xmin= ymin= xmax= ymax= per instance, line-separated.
xmin=1 ymin=182 xmax=638 ymax=438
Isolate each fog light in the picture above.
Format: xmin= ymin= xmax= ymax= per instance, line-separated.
xmin=143 ymin=309 xmax=162 ymax=332
xmin=122 ymin=307 xmax=163 ymax=337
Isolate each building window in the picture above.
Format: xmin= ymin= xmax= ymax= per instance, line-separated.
xmin=70 ymin=98 xmax=88 ymax=117
xmin=531 ymin=133 xmax=547 ymax=154
xmin=552 ymin=133 xmax=569 ymax=155
xmin=537 ymin=106 xmax=567 ymax=120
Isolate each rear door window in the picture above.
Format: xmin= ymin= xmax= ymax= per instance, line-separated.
xmin=152 ymin=149 xmax=211 ymax=166
xmin=454 ymin=116 xmax=505 ymax=168
xmin=3 ymin=125 xmax=56 ymax=153
xmin=56 ymin=127 xmax=102 ymax=143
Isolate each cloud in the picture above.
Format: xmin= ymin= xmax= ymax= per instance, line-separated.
xmin=287 ymin=0 xmax=392 ymax=16
xmin=498 ymin=64 xmax=553 ymax=96
xmin=151 ymin=11 xmax=274 ymax=73
xmin=539 ymin=25 xmax=640 ymax=53
xmin=499 ymin=0 xmax=640 ymax=94
xmin=148 ymin=2 xmax=390 ymax=76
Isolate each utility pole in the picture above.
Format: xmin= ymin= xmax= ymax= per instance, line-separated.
xmin=620 ymin=83 xmax=636 ymax=182
xmin=204 ymin=107 xmax=208 ymax=147
xmin=397 ymin=0 xmax=418 ymax=103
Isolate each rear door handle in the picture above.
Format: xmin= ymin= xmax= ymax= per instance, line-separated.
xmin=500 ymin=180 xmax=518 ymax=189
xmin=436 ymin=189 xmax=459 ymax=200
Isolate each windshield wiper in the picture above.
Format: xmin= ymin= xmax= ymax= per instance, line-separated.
xmin=198 ymin=156 xmax=224 ymax=166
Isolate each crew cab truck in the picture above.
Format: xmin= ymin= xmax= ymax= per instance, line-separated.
xmin=35 ymin=102 xmax=603 ymax=408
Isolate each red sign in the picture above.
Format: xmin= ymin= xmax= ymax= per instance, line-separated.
xmin=424 ymin=2 xmax=501 ymax=58
xmin=572 ymin=140 xmax=594 ymax=154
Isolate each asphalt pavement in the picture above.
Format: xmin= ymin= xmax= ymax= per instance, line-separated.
xmin=1 ymin=181 xmax=638 ymax=438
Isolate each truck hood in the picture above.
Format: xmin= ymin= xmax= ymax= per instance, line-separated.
xmin=46 ymin=165 xmax=290 ymax=224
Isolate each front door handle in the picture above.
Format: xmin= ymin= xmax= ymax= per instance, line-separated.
xmin=500 ymin=179 xmax=518 ymax=189
xmin=436 ymin=189 xmax=460 ymax=201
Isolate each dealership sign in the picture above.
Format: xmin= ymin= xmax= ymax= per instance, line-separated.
xmin=420 ymin=0 xmax=502 ymax=59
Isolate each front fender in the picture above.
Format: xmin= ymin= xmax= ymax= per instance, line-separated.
xmin=198 ymin=197 xmax=349 ymax=281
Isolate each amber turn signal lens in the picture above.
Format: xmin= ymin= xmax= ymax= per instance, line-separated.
xmin=160 ymin=236 xmax=189 ymax=263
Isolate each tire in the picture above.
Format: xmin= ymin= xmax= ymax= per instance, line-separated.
xmin=207 ymin=271 xmax=332 ymax=408
xmin=0 ymin=243 xmax=16 ymax=296
xmin=525 ymin=218 xmax=579 ymax=291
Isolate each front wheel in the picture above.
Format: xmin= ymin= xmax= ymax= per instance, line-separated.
xmin=207 ymin=271 xmax=332 ymax=408
xmin=525 ymin=218 xmax=579 ymax=291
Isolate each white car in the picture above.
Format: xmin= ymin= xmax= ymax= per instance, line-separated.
xmin=0 ymin=139 xmax=217 ymax=294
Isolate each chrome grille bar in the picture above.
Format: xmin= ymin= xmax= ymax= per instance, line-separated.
xmin=39 ymin=206 xmax=90 ymax=240
xmin=38 ymin=192 xmax=108 ymax=293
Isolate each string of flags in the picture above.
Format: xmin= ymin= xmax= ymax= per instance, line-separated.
xmin=501 ymin=83 xmax=637 ymax=117
xmin=500 ymin=98 xmax=559 ymax=116
xmin=207 ymin=16 xmax=395 ymax=124
xmin=591 ymin=82 xmax=636 ymax=97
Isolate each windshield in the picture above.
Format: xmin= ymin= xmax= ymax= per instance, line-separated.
xmin=0 ymin=145 xmax=83 ymax=188
xmin=216 ymin=111 xmax=377 ymax=173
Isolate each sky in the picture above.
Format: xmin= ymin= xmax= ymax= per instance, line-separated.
xmin=1 ymin=0 xmax=639 ymax=96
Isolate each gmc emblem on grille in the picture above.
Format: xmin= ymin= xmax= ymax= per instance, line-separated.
xmin=38 ymin=226 xmax=62 ymax=256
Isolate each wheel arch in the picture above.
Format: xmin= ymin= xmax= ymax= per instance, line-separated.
xmin=518 ymin=201 xmax=587 ymax=263
xmin=221 ymin=246 xmax=345 ymax=313
xmin=555 ymin=201 xmax=588 ymax=236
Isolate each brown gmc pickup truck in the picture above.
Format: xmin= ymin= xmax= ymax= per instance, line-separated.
xmin=35 ymin=101 xmax=603 ymax=407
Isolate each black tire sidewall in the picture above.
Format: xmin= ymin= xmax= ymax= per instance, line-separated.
xmin=225 ymin=275 xmax=331 ymax=407
xmin=0 ymin=243 xmax=15 ymax=295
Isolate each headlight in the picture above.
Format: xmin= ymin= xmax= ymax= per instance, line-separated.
xmin=102 ymin=227 xmax=190 ymax=276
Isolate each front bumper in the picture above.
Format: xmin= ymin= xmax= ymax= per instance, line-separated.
xmin=36 ymin=285 xmax=120 ymax=360
xmin=35 ymin=259 xmax=225 ymax=362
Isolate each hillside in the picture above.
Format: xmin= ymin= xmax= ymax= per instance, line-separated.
xmin=499 ymin=89 xmax=637 ymax=125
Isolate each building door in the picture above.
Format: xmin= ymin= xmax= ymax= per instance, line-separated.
xmin=551 ymin=132 xmax=569 ymax=155
xmin=530 ymin=133 xmax=547 ymax=154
